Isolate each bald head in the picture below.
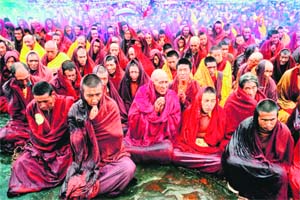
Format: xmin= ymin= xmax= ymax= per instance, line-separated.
xmin=77 ymin=35 xmax=86 ymax=48
xmin=23 ymin=35 xmax=35 ymax=50
xmin=190 ymin=36 xmax=200 ymax=54
xmin=11 ymin=62 xmax=30 ymax=88
xmin=151 ymin=69 xmax=169 ymax=95
xmin=45 ymin=40 xmax=58 ymax=61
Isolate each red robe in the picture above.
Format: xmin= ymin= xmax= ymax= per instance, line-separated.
xmin=173 ymin=89 xmax=226 ymax=173
xmin=289 ymin=140 xmax=300 ymax=200
xmin=260 ymin=39 xmax=285 ymax=60
xmin=132 ymin=44 xmax=154 ymax=77
xmin=220 ymin=87 xmax=266 ymax=150
xmin=88 ymin=38 xmax=106 ymax=65
xmin=71 ymin=47 xmax=95 ymax=76
xmin=8 ymin=95 xmax=74 ymax=195
xmin=29 ymin=60 xmax=53 ymax=82
xmin=60 ymin=95 xmax=135 ymax=199
xmin=0 ymin=76 xmax=40 ymax=153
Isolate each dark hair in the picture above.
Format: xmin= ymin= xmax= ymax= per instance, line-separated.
xmin=203 ymin=86 xmax=216 ymax=95
xmin=253 ymin=99 xmax=279 ymax=126
xmin=166 ymin=49 xmax=179 ymax=58
xmin=204 ymin=56 xmax=217 ymax=66
xmin=104 ymin=55 xmax=118 ymax=64
xmin=75 ymin=24 xmax=83 ymax=30
xmin=280 ymin=49 xmax=291 ymax=56
xmin=62 ymin=60 xmax=76 ymax=73
xmin=239 ymin=72 xmax=259 ymax=88
xmin=269 ymin=29 xmax=279 ymax=36
xmin=163 ymin=43 xmax=173 ymax=52
xmin=32 ymin=81 xmax=53 ymax=96
xmin=11 ymin=62 xmax=29 ymax=76
xmin=81 ymin=74 xmax=102 ymax=91
xmin=244 ymin=44 xmax=258 ymax=60
xmin=176 ymin=58 xmax=192 ymax=70
xmin=218 ymin=40 xmax=229 ymax=46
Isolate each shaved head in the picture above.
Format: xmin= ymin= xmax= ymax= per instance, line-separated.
xmin=151 ymin=69 xmax=169 ymax=95
xmin=23 ymin=35 xmax=35 ymax=50
xmin=45 ymin=40 xmax=58 ymax=61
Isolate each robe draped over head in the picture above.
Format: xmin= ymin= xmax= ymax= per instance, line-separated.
xmin=50 ymin=67 xmax=81 ymax=101
xmin=175 ymin=88 xmax=226 ymax=154
xmin=260 ymin=39 xmax=285 ymax=60
xmin=55 ymin=29 xmax=72 ymax=53
xmin=60 ymin=95 xmax=130 ymax=199
xmin=119 ymin=59 xmax=150 ymax=112
xmin=28 ymin=51 xmax=53 ymax=81
xmin=71 ymin=47 xmax=95 ymax=76
xmin=67 ymin=40 xmax=90 ymax=58
xmin=105 ymin=56 xmax=124 ymax=91
xmin=125 ymin=81 xmax=181 ymax=146
xmin=220 ymin=86 xmax=266 ymax=150
xmin=271 ymin=49 xmax=296 ymax=83
xmin=223 ymin=117 xmax=294 ymax=199
xmin=7 ymin=95 xmax=74 ymax=195
xmin=88 ymin=38 xmax=106 ymax=65
xmin=150 ymin=49 xmax=164 ymax=69
xmin=256 ymin=67 xmax=278 ymax=102
xmin=131 ymin=44 xmax=155 ymax=77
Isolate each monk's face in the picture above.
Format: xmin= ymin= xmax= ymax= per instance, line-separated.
xmin=128 ymin=47 xmax=136 ymax=60
xmin=235 ymin=36 xmax=245 ymax=45
xmin=52 ymin=35 xmax=61 ymax=45
xmin=242 ymin=28 xmax=251 ymax=40
xmin=221 ymin=45 xmax=229 ymax=57
xmin=166 ymin=56 xmax=178 ymax=71
xmin=242 ymin=81 xmax=258 ymax=99
xmin=205 ymin=61 xmax=217 ymax=77
xmin=15 ymin=67 xmax=30 ymax=89
xmin=190 ymin=40 xmax=200 ymax=54
xmin=83 ymin=84 xmax=103 ymax=107
xmin=153 ymin=55 xmax=159 ymax=66
xmin=279 ymin=53 xmax=290 ymax=65
xmin=91 ymin=30 xmax=98 ymax=40
xmin=270 ymin=33 xmax=279 ymax=45
xmin=129 ymin=64 xmax=139 ymax=82
xmin=105 ymin=60 xmax=116 ymax=75
xmin=77 ymin=49 xmax=87 ymax=66
xmin=45 ymin=44 xmax=58 ymax=61
xmin=6 ymin=57 xmax=16 ymax=70
xmin=14 ymin=29 xmax=23 ymax=41
xmin=23 ymin=35 xmax=35 ymax=50
xmin=145 ymin=33 xmax=152 ymax=45
xmin=201 ymin=92 xmax=217 ymax=114
xmin=109 ymin=43 xmax=119 ymax=56
xmin=97 ymin=72 xmax=108 ymax=86
xmin=177 ymin=39 xmax=185 ymax=48
xmin=153 ymin=74 xmax=169 ymax=96
xmin=34 ymin=92 xmax=55 ymax=112
xmin=210 ymin=49 xmax=222 ymax=64
xmin=199 ymin=34 xmax=207 ymax=46
xmin=92 ymin=41 xmax=100 ymax=54
xmin=64 ymin=69 xmax=77 ymax=82
xmin=77 ymin=37 xmax=86 ymax=48
xmin=177 ymin=64 xmax=190 ymax=81
xmin=27 ymin=54 xmax=39 ymax=71
xmin=0 ymin=42 xmax=7 ymax=56
xmin=258 ymin=111 xmax=277 ymax=132
xmin=264 ymin=63 xmax=273 ymax=78
xmin=182 ymin=26 xmax=190 ymax=37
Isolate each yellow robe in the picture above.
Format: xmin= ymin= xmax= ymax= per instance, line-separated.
xmin=46 ymin=52 xmax=70 ymax=73
xmin=20 ymin=42 xmax=45 ymax=63
xmin=162 ymin=63 xmax=174 ymax=83
xmin=67 ymin=40 xmax=90 ymax=58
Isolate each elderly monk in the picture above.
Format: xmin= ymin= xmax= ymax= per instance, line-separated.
xmin=124 ymin=69 xmax=181 ymax=164
xmin=277 ymin=66 xmax=300 ymax=123
xmin=223 ymin=99 xmax=294 ymax=200
xmin=271 ymin=48 xmax=296 ymax=83
xmin=51 ymin=60 xmax=81 ymax=101
xmin=20 ymin=35 xmax=45 ymax=63
xmin=183 ymin=36 xmax=203 ymax=75
xmin=173 ymin=87 xmax=225 ymax=173
xmin=108 ymin=42 xmax=129 ymax=70
xmin=26 ymin=50 xmax=53 ymax=82
xmin=169 ymin=58 xmax=201 ymax=110
xmin=60 ymin=74 xmax=135 ymax=199
xmin=41 ymin=40 xmax=69 ymax=74
xmin=93 ymin=65 xmax=128 ymax=132
xmin=7 ymin=82 xmax=74 ymax=196
xmin=220 ymin=73 xmax=266 ymax=150
xmin=0 ymin=62 xmax=40 ymax=153
xmin=289 ymin=140 xmax=300 ymax=200
xmin=260 ymin=29 xmax=285 ymax=60
xmin=162 ymin=50 xmax=180 ymax=82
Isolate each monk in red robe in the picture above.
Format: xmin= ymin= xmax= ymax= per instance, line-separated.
xmin=242 ymin=27 xmax=256 ymax=46
xmin=27 ymin=50 xmax=53 ymax=82
xmin=93 ymin=65 xmax=128 ymax=132
xmin=119 ymin=59 xmax=150 ymax=112
xmin=289 ymin=140 xmax=300 ymax=200
xmin=71 ymin=46 xmax=94 ymax=77
xmin=88 ymin=38 xmax=105 ymax=65
xmin=51 ymin=60 xmax=81 ymax=101
xmin=220 ymin=72 xmax=266 ymax=150
xmin=223 ymin=99 xmax=294 ymax=200
xmin=8 ymin=81 xmax=73 ymax=196
xmin=103 ymin=55 xmax=124 ymax=90
xmin=124 ymin=69 xmax=181 ymax=163
xmin=183 ymin=36 xmax=203 ymax=75
xmin=260 ymin=29 xmax=285 ymax=60
xmin=108 ymin=42 xmax=129 ymax=70
xmin=52 ymin=30 xmax=72 ymax=54
xmin=209 ymin=21 xmax=226 ymax=46
xmin=173 ymin=87 xmax=225 ymax=173
xmin=60 ymin=74 xmax=135 ymax=199
xmin=0 ymin=62 xmax=40 ymax=153
xmin=169 ymin=58 xmax=201 ymax=110
xmin=271 ymin=48 xmax=296 ymax=83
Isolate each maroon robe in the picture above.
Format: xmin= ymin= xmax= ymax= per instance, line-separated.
xmin=60 ymin=95 xmax=135 ymax=199
xmin=50 ymin=68 xmax=81 ymax=101
xmin=119 ymin=59 xmax=150 ymax=112
xmin=289 ymin=140 xmax=300 ymax=200
xmin=124 ymin=81 xmax=181 ymax=163
xmin=0 ymin=76 xmax=40 ymax=153
xmin=173 ymin=89 xmax=226 ymax=173
xmin=183 ymin=48 xmax=202 ymax=75
xmin=71 ymin=47 xmax=95 ymax=77
xmin=8 ymin=95 xmax=74 ymax=196
xmin=220 ymin=87 xmax=266 ymax=150
xmin=256 ymin=69 xmax=278 ymax=101
xmin=132 ymin=44 xmax=155 ymax=77
xmin=223 ymin=117 xmax=294 ymax=199
xmin=88 ymin=38 xmax=106 ymax=65
xmin=106 ymin=59 xmax=124 ymax=91
xmin=260 ymin=39 xmax=285 ymax=60
xmin=29 ymin=59 xmax=53 ymax=82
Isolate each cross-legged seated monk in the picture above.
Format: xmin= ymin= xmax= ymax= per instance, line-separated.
xmin=0 ymin=62 xmax=40 ymax=153
xmin=124 ymin=69 xmax=181 ymax=164
xmin=222 ymin=99 xmax=294 ymax=199
xmin=60 ymin=74 xmax=135 ymax=199
xmin=7 ymin=81 xmax=74 ymax=196
xmin=172 ymin=87 xmax=225 ymax=173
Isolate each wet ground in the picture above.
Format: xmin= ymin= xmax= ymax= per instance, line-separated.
xmin=0 ymin=113 xmax=237 ymax=200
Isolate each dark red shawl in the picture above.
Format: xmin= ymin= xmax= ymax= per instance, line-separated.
xmin=260 ymin=39 xmax=285 ymax=60
xmin=55 ymin=29 xmax=72 ymax=53
xmin=88 ymin=38 xmax=106 ymax=65
xmin=30 ymin=57 xmax=53 ymax=82
xmin=289 ymin=140 xmax=300 ymax=200
xmin=175 ymin=88 xmax=226 ymax=154
xmin=106 ymin=58 xmax=124 ymax=91
xmin=125 ymin=81 xmax=181 ymax=146
xmin=119 ymin=59 xmax=150 ymax=112
xmin=150 ymin=49 xmax=164 ymax=69
xmin=71 ymin=47 xmax=95 ymax=76
xmin=132 ymin=44 xmax=154 ymax=77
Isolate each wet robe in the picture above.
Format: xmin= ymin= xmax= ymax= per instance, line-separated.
xmin=60 ymin=95 xmax=135 ymax=199
xmin=223 ymin=117 xmax=294 ymax=200
xmin=7 ymin=95 xmax=74 ymax=196
xmin=0 ymin=76 xmax=39 ymax=153
xmin=220 ymin=87 xmax=266 ymax=150
xmin=289 ymin=140 xmax=300 ymax=200
xmin=173 ymin=90 xmax=226 ymax=173
xmin=124 ymin=81 xmax=181 ymax=163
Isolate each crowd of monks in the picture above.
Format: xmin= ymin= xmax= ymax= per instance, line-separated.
xmin=0 ymin=18 xmax=300 ymax=200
